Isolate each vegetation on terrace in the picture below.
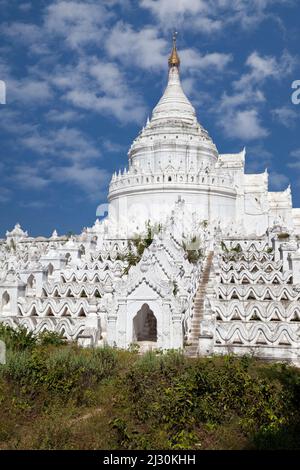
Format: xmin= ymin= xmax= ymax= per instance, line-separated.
xmin=1 ymin=324 xmax=300 ymax=449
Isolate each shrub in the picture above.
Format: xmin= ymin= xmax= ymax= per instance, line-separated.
xmin=38 ymin=331 xmax=67 ymax=346
xmin=1 ymin=346 xmax=118 ymax=402
xmin=0 ymin=324 xmax=37 ymax=351
xmin=121 ymin=354 xmax=296 ymax=449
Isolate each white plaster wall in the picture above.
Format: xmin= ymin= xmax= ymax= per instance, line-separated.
xmin=109 ymin=187 xmax=237 ymax=236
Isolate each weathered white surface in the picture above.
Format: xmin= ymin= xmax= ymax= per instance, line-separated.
xmin=1 ymin=44 xmax=300 ymax=361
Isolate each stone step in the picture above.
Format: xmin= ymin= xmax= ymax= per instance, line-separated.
xmin=185 ymin=251 xmax=214 ymax=355
xmin=186 ymin=347 xmax=198 ymax=353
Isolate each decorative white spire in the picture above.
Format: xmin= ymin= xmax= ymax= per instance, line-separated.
xmin=151 ymin=34 xmax=196 ymax=124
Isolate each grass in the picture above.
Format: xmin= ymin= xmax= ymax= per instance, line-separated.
xmin=1 ymin=326 xmax=300 ymax=449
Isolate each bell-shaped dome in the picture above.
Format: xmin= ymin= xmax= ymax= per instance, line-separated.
xmin=126 ymin=35 xmax=218 ymax=168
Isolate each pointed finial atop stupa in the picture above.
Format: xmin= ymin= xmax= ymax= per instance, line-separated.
xmin=168 ymin=31 xmax=180 ymax=68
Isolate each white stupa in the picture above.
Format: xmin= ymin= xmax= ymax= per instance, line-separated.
xmin=1 ymin=36 xmax=300 ymax=362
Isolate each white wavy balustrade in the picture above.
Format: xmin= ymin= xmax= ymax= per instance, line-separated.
xmin=220 ymin=240 xmax=269 ymax=252
xmin=211 ymin=300 xmax=300 ymax=322
xmin=42 ymin=282 xmax=105 ymax=298
xmin=218 ymin=259 xmax=282 ymax=273
xmin=0 ymin=316 xmax=94 ymax=341
xmin=16 ymin=298 xmax=92 ymax=317
xmin=219 ymin=270 xmax=292 ymax=284
xmin=217 ymin=284 xmax=300 ymax=301
xmin=219 ymin=252 xmax=274 ymax=263
xmin=61 ymin=264 xmax=125 ymax=280
xmin=215 ymin=322 xmax=300 ymax=347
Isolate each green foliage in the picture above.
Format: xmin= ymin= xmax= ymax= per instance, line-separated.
xmin=121 ymin=353 xmax=298 ymax=450
xmin=182 ymin=237 xmax=203 ymax=265
xmin=231 ymin=244 xmax=242 ymax=253
xmin=38 ymin=331 xmax=67 ymax=346
xmin=221 ymin=241 xmax=228 ymax=252
xmin=186 ymin=249 xmax=203 ymax=264
xmin=123 ymin=221 xmax=162 ymax=274
xmin=0 ymin=325 xmax=66 ymax=350
xmin=1 ymin=345 xmax=118 ymax=403
xmin=0 ymin=324 xmax=37 ymax=351
xmin=1 ymin=343 xmax=300 ymax=450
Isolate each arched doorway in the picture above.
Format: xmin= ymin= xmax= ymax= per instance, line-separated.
xmin=26 ymin=274 xmax=36 ymax=296
xmin=2 ymin=291 xmax=11 ymax=312
xmin=133 ymin=304 xmax=157 ymax=343
xmin=47 ymin=263 xmax=54 ymax=279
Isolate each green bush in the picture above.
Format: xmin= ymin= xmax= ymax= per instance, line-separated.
xmin=38 ymin=331 xmax=67 ymax=346
xmin=121 ymin=353 xmax=297 ymax=449
xmin=1 ymin=344 xmax=300 ymax=450
xmin=0 ymin=324 xmax=37 ymax=351
xmin=1 ymin=345 xmax=118 ymax=402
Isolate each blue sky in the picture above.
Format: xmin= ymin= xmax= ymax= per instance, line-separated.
xmin=0 ymin=0 xmax=300 ymax=237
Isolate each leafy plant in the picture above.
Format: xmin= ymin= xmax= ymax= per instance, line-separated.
xmin=0 ymin=324 xmax=37 ymax=351
xmin=38 ymin=331 xmax=66 ymax=346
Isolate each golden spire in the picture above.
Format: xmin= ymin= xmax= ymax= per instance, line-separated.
xmin=168 ymin=31 xmax=180 ymax=68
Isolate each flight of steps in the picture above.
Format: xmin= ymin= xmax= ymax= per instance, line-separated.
xmin=185 ymin=251 xmax=214 ymax=357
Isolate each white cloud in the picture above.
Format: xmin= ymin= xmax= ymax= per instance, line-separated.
xmin=215 ymin=50 xmax=297 ymax=141
xmin=234 ymin=50 xmax=296 ymax=90
xmin=0 ymin=58 xmax=53 ymax=105
xmin=10 ymin=79 xmax=53 ymax=104
xmin=140 ymin=0 xmax=207 ymax=21
xmin=288 ymin=149 xmax=300 ymax=173
xmin=102 ymin=140 xmax=126 ymax=153
xmin=21 ymin=127 xmax=100 ymax=162
xmin=221 ymin=109 xmax=269 ymax=140
xmin=180 ymin=49 xmax=232 ymax=71
xmin=106 ymin=22 xmax=167 ymax=69
xmin=269 ymin=171 xmax=289 ymax=190
xmin=0 ymin=188 xmax=12 ymax=203
xmin=20 ymin=200 xmax=50 ymax=209
xmin=245 ymin=144 xmax=273 ymax=173
xmin=44 ymin=1 xmax=110 ymax=49
xmin=0 ymin=108 xmax=37 ymax=135
xmin=220 ymin=89 xmax=265 ymax=112
xmin=106 ymin=21 xmax=232 ymax=73
xmin=49 ymin=164 xmax=110 ymax=200
xmin=13 ymin=165 xmax=50 ymax=190
xmin=2 ymin=22 xmax=41 ymax=44
xmin=19 ymin=2 xmax=32 ymax=12
xmin=10 ymin=159 xmax=110 ymax=200
xmin=140 ymin=0 xmax=291 ymax=32
xmin=192 ymin=15 xmax=222 ymax=33
xmin=290 ymin=148 xmax=300 ymax=158
xmin=272 ymin=106 xmax=298 ymax=128
xmin=140 ymin=0 xmax=211 ymax=31
xmin=52 ymin=57 xmax=147 ymax=123
xmin=45 ymin=109 xmax=83 ymax=123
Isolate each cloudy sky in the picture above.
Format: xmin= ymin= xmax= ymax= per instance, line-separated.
xmin=0 ymin=0 xmax=300 ymax=237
